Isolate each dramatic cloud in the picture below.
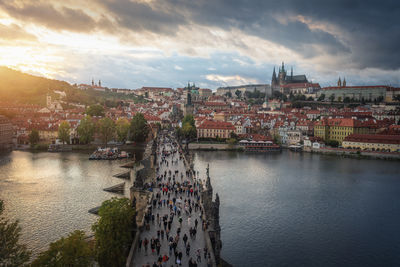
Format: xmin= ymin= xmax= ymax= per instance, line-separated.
xmin=0 ymin=23 xmax=36 ymax=42
xmin=0 ymin=0 xmax=399 ymax=88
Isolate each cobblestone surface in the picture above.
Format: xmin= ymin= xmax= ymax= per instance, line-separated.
xmin=131 ymin=139 xmax=209 ymax=267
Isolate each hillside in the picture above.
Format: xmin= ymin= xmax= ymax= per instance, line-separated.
xmin=0 ymin=67 xmax=75 ymax=106
xmin=0 ymin=67 xmax=143 ymax=106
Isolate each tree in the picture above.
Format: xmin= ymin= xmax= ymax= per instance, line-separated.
xmin=307 ymin=96 xmax=314 ymax=101
xmin=0 ymin=200 xmax=31 ymax=267
xmin=235 ymin=90 xmax=242 ymax=98
xmin=92 ymin=198 xmax=135 ymax=267
xmin=29 ymin=129 xmax=40 ymax=145
xmin=343 ymin=97 xmax=351 ymax=103
xmin=77 ymin=115 xmax=95 ymax=144
xmin=327 ymin=140 xmax=339 ymax=147
xmin=31 ymin=230 xmax=93 ymax=267
xmin=273 ymin=134 xmax=281 ymax=145
xmin=181 ymin=114 xmax=197 ymax=140
xmin=226 ymin=138 xmax=237 ymax=145
xmin=86 ymin=104 xmax=104 ymax=117
xmin=129 ymin=113 xmax=149 ymax=142
xmin=58 ymin=121 xmax=70 ymax=145
xmin=182 ymin=114 xmax=195 ymax=127
xmin=182 ymin=122 xmax=196 ymax=139
xmin=317 ymin=93 xmax=325 ymax=101
xmin=329 ymin=94 xmax=335 ymax=102
xmin=97 ymin=117 xmax=115 ymax=146
xmin=115 ymin=118 xmax=130 ymax=143
xmin=230 ymin=131 xmax=239 ymax=140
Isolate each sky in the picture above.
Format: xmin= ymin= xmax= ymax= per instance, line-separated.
xmin=0 ymin=0 xmax=399 ymax=90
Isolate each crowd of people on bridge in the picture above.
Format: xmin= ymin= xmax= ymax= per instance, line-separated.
xmin=137 ymin=134 xmax=213 ymax=267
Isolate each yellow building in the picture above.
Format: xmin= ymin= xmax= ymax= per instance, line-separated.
xmin=314 ymin=118 xmax=379 ymax=144
xmin=343 ymin=134 xmax=400 ymax=152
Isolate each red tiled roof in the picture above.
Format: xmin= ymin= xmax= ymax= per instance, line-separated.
xmin=281 ymin=83 xmax=320 ymax=88
xmin=322 ymin=85 xmax=390 ymax=90
xmin=198 ymin=120 xmax=235 ymax=130
xmin=344 ymin=134 xmax=400 ymax=144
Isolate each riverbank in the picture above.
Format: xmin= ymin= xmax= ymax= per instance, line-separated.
xmin=188 ymin=142 xmax=400 ymax=160
xmin=13 ymin=143 xmax=147 ymax=152
xmin=189 ymin=142 xmax=243 ymax=151
xmin=303 ymin=147 xmax=400 ymax=160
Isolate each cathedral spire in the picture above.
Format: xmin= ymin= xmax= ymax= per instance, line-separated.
xmin=281 ymin=61 xmax=285 ymax=73
xmin=343 ymin=77 xmax=346 ymax=87
xmin=291 ymin=67 xmax=293 ymax=78
xmin=337 ymin=77 xmax=342 ymax=87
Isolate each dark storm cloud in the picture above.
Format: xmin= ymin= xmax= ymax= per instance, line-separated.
xmin=1 ymin=0 xmax=398 ymax=70
xmin=96 ymin=0 xmax=186 ymax=36
xmin=158 ymin=0 xmax=399 ymax=69
xmin=287 ymin=0 xmax=400 ymax=69
xmin=93 ymin=0 xmax=398 ymax=69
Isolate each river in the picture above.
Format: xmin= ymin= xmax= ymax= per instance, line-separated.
xmin=1 ymin=149 xmax=399 ymax=266
xmin=0 ymin=150 xmax=142 ymax=257
xmin=192 ymin=150 xmax=400 ymax=267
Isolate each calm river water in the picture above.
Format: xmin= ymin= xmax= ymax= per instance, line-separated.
xmin=1 ymin=149 xmax=399 ymax=266
xmin=0 ymin=150 xmax=142 ymax=257
xmin=193 ymin=150 xmax=400 ymax=267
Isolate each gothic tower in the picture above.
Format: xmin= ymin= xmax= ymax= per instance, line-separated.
xmin=337 ymin=77 xmax=342 ymax=87
xmin=343 ymin=78 xmax=346 ymax=87
xmin=271 ymin=67 xmax=278 ymax=89
xmin=278 ymin=62 xmax=286 ymax=86
xmin=46 ymin=93 xmax=52 ymax=108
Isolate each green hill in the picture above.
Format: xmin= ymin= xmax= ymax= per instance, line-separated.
xmin=0 ymin=67 xmax=143 ymax=107
xmin=0 ymin=66 xmax=75 ymax=106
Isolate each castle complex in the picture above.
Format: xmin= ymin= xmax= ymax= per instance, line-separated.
xmin=271 ymin=62 xmax=321 ymax=94
xmin=271 ymin=62 xmax=308 ymax=90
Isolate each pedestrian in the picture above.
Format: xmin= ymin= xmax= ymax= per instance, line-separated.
xmin=150 ymin=238 xmax=155 ymax=254
xmin=162 ymin=254 xmax=169 ymax=263
xmin=196 ymin=249 xmax=201 ymax=262
xmin=156 ymin=241 xmax=161 ymax=255
xmin=183 ymin=233 xmax=188 ymax=247
xmin=144 ymin=238 xmax=149 ymax=255
xmin=178 ymin=251 xmax=183 ymax=265
xmin=138 ymin=239 xmax=142 ymax=252
xmin=186 ymin=243 xmax=191 ymax=256
xmin=203 ymin=246 xmax=208 ymax=259
xmin=195 ymin=218 xmax=198 ymax=229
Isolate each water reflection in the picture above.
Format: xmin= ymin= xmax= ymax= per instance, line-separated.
xmin=193 ymin=150 xmax=400 ymax=267
xmin=0 ymin=150 xmax=142 ymax=257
